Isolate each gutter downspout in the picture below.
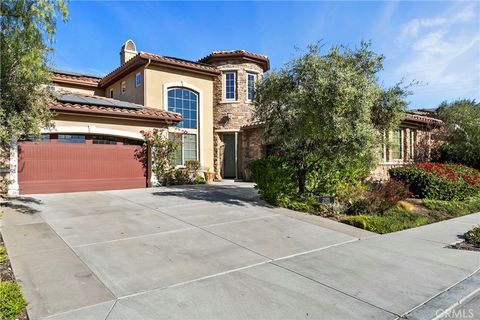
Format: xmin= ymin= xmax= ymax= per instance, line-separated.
xmin=142 ymin=59 xmax=157 ymax=188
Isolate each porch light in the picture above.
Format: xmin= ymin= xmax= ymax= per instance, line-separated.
xmin=226 ymin=111 xmax=233 ymax=121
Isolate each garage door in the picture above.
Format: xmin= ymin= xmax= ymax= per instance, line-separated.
xmin=18 ymin=134 xmax=147 ymax=194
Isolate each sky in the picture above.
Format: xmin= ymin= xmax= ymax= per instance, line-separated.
xmin=51 ymin=1 xmax=480 ymax=109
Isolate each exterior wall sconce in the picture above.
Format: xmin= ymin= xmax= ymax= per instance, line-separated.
xmin=226 ymin=111 xmax=233 ymax=121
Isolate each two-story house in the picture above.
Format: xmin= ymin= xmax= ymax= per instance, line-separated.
xmin=7 ymin=40 xmax=269 ymax=194
xmin=6 ymin=40 xmax=441 ymax=195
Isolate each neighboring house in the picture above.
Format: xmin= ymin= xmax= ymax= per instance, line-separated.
xmin=240 ymin=113 xmax=443 ymax=181
xmin=5 ymin=39 xmax=441 ymax=195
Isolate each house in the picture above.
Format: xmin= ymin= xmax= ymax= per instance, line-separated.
xmin=240 ymin=113 xmax=443 ymax=181
xmin=6 ymin=40 xmax=269 ymax=195
xmin=5 ymin=39 xmax=441 ymax=195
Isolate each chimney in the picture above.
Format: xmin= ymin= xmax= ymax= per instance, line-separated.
xmin=120 ymin=39 xmax=137 ymax=65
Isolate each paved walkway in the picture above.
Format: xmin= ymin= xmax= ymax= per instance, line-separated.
xmin=0 ymin=182 xmax=479 ymax=319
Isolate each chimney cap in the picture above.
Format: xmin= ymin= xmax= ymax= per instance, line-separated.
xmin=121 ymin=39 xmax=137 ymax=53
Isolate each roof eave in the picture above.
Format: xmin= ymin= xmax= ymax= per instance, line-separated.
xmin=50 ymin=105 xmax=182 ymax=125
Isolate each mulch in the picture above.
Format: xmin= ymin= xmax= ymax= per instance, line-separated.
xmin=448 ymin=241 xmax=480 ymax=252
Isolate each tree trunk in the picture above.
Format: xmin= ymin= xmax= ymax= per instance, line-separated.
xmin=297 ymin=160 xmax=307 ymax=194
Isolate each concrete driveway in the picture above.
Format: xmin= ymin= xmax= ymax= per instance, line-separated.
xmin=1 ymin=182 xmax=479 ymax=319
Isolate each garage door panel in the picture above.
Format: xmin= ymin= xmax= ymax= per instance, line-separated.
xmin=18 ymin=141 xmax=147 ymax=194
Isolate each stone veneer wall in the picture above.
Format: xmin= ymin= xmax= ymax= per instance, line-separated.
xmin=210 ymin=60 xmax=264 ymax=179
xmin=240 ymin=127 xmax=265 ymax=181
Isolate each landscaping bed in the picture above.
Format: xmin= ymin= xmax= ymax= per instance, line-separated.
xmin=250 ymin=159 xmax=480 ymax=234
xmin=448 ymin=226 xmax=480 ymax=252
xmin=0 ymin=232 xmax=28 ymax=320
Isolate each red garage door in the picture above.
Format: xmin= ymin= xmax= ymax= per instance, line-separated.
xmin=18 ymin=134 xmax=147 ymax=194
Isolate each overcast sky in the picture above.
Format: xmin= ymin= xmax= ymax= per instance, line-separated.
xmin=52 ymin=1 xmax=480 ymax=109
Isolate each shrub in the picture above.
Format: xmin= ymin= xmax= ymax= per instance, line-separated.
xmin=464 ymin=226 xmax=480 ymax=248
xmin=0 ymin=281 xmax=27 ymax=320
xmin=346 ymin=180 xmax=411 ymax=214
xmin=389 ymin=163 xmax=480 ymax=200
xmin=193 ymin=176 xmax=207 ymax=185
xmin=248 ymin=156 xmax=297 ymax=205
xmin=342 ymin=208 xmax=433 ymax=234
xmin=185 ymin=160 xmax=201 ymax=180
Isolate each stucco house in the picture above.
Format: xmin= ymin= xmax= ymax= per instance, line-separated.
xmin=6 ymin=40 xmax=441 ymax=195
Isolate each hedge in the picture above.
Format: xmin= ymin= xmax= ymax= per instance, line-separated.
xmin=389 ymin=163 xmax=480 ymax=200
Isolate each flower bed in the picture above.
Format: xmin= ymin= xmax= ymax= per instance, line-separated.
xmin=389 ymin=163 xmax=480 ymax=200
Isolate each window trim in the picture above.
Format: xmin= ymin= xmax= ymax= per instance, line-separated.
xmin=135 ymin=72 xmax=142 ymax=87
xmin=391 ymin=129 xmax=403 ymax=161
xmin=163 ymin=82 xmax=204 ymax=166
xmin=408 ymin=129 xmax=415 ymax=160
xmin=224 ymin=72 xmax=236 ymax=101
xmin=246 ymin=73 xmax=255 ymax=102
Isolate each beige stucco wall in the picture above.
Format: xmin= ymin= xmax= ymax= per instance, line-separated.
xmin=106 ymin=66 xmax=145 ymax=105
xmin=53 ymin=83 xmax=105 ymax=96
xmin=144 ymin=66 xmax=215 ymax=171
xmin=51 ymin=114 xmax=167 ymax=137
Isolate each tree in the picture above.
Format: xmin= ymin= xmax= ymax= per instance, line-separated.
xmin=253 ymin=42 xmax=408 ymax=194
xmin=437 ymin=99 xmax=480 ymax=169
xmin=0 ymin=0 xmax=68 ymax=150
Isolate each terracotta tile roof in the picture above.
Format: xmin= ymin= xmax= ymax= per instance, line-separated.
xmin=51 ymin=70 xmax=102 ymax=87
xmin=240 ymin=120 xmax=265 ymax=130
xmin=99 ymin=52 xmax=220 ymax=88
xmin=198 ymin=50 xmax=270 ymax=71
xmin=241 ymin=113 xmax=443 ymax=130
xmin=404 ymin=112 xmax=443 ymax=125
xmin=50 ymin=93 xmax=182 ymax=124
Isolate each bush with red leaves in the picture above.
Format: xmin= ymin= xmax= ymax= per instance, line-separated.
xmin=389 ymin=163 xmax=480 ymax=200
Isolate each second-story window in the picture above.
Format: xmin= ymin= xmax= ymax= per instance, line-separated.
xmin=121 ymin=81 xmax=126 ymax=94
xmin=135 ymin=72 xmax=142 ymax=87
xmin=225 ymin=72 xmax=236 ymax=100
xmin=247 ymin=73 xmax=255 ymax=101
xmin=109 ymin=89 xmax=113 ymax=98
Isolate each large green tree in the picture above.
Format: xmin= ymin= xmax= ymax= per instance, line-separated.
xmin=253 ymin=42 xmax=408 ymax=194
xmin=437 ymin=99 xmax=480 ymax=169
xmin=0 ymin=0 xmax=68 ymax=151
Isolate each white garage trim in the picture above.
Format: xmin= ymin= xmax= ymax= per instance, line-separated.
xmin=7 ymin=137 xmax=19 ymax=196
xmin=42 ymin=126 xmax=144 ymax=140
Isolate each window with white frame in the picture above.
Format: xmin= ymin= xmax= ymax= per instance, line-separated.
xmin=135 ymin=72 xmax=142 ymax=87
xmin=167 ymin=87 xmax=199 ymax=164
xmin=408 ymin=129 xmax=415 ymax=160
xmin=247 ymin=73 xmax=255 ymax=101
xmin=167 ymin=88 xmax=198 ymax=129
xmin=121 ymin=81 xmax=126 ymax=94
xmin=225 ymin=72 xmax=236 ymax=100
xmin=380 ymin=130 xmax=386 ymax=162
xmin=391 ymin=129 xmax=403 ymax=160
xmin=168 ymin=132 xmax=197 ymax=165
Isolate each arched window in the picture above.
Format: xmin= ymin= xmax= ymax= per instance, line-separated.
xmin=167 ymin=87 xmax=199 ymax=165
xmin=167 ymin=88 xmax=198 ymax=129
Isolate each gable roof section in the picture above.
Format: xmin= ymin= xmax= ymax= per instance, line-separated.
xmin=98 ymin=52 xmax=220 ymax=88
xmin=198 ymin=50 xmax=270 ymax=71
xmin=50 ymin=92 xmax=182 ymax=124
xmin=52 ymin=69 xmax=102 ymax=88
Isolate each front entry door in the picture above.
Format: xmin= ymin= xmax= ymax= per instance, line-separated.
xmin=223 ymin=134 xmax=236 ymax=178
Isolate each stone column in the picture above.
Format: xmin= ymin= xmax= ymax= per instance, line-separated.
xmin=8 ymin=137 xmax=19 ymax=196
